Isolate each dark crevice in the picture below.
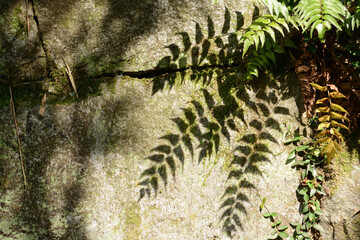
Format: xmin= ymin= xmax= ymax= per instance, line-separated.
xmin=100 ymin=62 xmax=241 ymax=79
xmin=30 ymin=0 xmax=53 ymax=76
xmin=11 ymin=62 xmax=242 ymax=87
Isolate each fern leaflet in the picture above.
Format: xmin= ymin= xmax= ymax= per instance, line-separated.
xmin=294 ymin=0 xmax=349 ymax=41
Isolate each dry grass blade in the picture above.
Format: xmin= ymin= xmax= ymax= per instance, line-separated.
xmin=39 ymin=93 xmax=47 ymax=115
xmin=26 ymin=0 xmax=30 ymax=49
xmin=9 ymin=87 xmax=28 ymax=189
xmin=63 ymin=58 xmax=79 ymax=98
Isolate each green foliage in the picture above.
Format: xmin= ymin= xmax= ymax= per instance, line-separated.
xmin=140 ymin=0 xmax=359 ymax=238
xmin=282 ymin=130 xmax=327 ymax=239
xmin=294 ymin=0 xmax=348 ymax=41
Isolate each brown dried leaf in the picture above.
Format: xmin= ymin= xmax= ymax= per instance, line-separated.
xmin=63 ymin=58 xmax=79 ymax=99
xmin=39 ymin=93 xmax=47 ymax=115
xmin=315 ymin=137 xmax=331 ymax=145
xmin=316 ymin=130 xmax=330 ymax=139
xmin=328 ymin=84 xmax=339 ymax=91
xmin=322 ymin=140 xmax=339 ymax=165
xmin=296 ymin=65 xmax=310 ymax=74
xmin=330 ymin=128 xmax=344 ymax=142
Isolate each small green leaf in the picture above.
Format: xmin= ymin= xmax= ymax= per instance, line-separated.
xmin=284 ymin=139 xmax=294 ymax=144
xmin=315 ymin=209 xmax=323 ymax=215
xmin=298 ymin=188 xmax=307 ymax=195
xmin=260 ymin=197 xmax=266 ymax=211
xmin=310 ymin=188 xmax=317 ymax=197
xmin=279 ymin=231 xmax=289 ymax=238
xmin=323 ymin=15 xmax=342 ymax=31
xmin=290 ymin=222 xmax=301 ymax=227
xmin=265 ymin=26 xmax=276 ymax=42
xmin=264 ymin=212 xmax=271 ymax=218
xmin=268 ymin=233 xmax=279 ymax=239
xmin=266 ymin=51 xmax=276 ymax=64
xmin=258 ymin=31 xmax=266 ymax=47
xmin=243 ymin=38 xmax=253 ymax=57
xmin=296 ymin=145 xmax=310 ymax=152
xmin=270 ymin=212 xmax=278 ymax=217
xmin=313 ymin=224 xmax=325 ymax=232
xmin=315 ymin=22 xmax=326 ymax=41
xmin=269 ymin=22 xmax=285 ymax=37
xmin=304 ymin=194 xmax=309 ymax=202
xmin=301 ymin=231 xmax=311 ymax=238
xmin=302 ymin=205 xmax=309 ymax=213
xmin=279 ymin=225 xmax=288 ymax=231
xmin=286 ymin=149 xmax=296 ymax=163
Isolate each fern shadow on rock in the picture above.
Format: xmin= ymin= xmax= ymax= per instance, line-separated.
xmin=220 ymin=78 xmax=293 ymax=238
xmin=151 ymin=9 xmax=245 ymax=95
xmin=138 ymin=85 xmax=245 ymax=200
xmin=138 ymin=7 xmax=297 ymax=239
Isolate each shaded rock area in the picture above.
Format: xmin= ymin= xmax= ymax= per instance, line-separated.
xmin=320 ymin=145 xmax=360 ymax=240
xmin=0 ymin=0 xmax=254 ymax=84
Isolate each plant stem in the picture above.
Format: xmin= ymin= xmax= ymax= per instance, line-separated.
xmin=9 ymin=87 xmax=28 ymax=189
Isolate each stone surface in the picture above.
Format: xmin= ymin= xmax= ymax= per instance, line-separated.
xmin=0 ymin=1 xmax=46 ymax=82
xmin=320 ymin=149 xmax=360 ymax=240
xmin=32 ymin=0 xmax=253 ymax=73
xmin=0 ymin=73 xmax=306 ymax=239
xmin=1 ymin=0 xmax=255 ymax=82
xmin=0 ymin=0 xmax=359 ymax=239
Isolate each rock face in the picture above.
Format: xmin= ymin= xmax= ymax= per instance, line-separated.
xmin=320 ymin=150 xmax=360 ymax=240
xmin=0 ymin=0 xmax=254 ymax=83
xmin=0 ymin=0 xmax=359 ymax=240
xmin=0 ymin=73 xmax=305 ymax=239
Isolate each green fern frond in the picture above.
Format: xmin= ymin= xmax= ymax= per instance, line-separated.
xmin=241 ymin=15 xmax=290 ymax=57
xmin=345 ymin=6 xmax=360 ymax=31
xmin=245 ymin=42 xmax=284 ymax=79
xmin=294 ymin=0 xmax=348 ymax=41
xmin=256 ymin=0 xmax=291 ymax=19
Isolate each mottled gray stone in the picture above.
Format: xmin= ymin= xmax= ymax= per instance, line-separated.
xmin=0 ymin=74 xmax=305 ymax=239
xmin=0 ymin=1 xmax=46 ymax=83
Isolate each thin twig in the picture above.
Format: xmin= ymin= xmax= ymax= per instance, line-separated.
xmin=11 ymin=79 xmax=48 ymax=87
xmin=9 ymin=87 xmax=28 ymax=189
xmin=26 ymin=0 xmax=30 ymax=50
xmin=63 ymin=58 xmax=79 ymax=98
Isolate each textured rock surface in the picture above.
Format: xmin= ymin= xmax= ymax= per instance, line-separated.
xmin=0 ymin=0 xmax=359 ymax=239
xmin=1 ymin=0 xmax=254 ymax=82
xmin=320 ymin=149 xmax=360 ymax=240
xmin=0 ymin=1 xmax=46 ymax=81
xmin=0 ymin=74 xmax=305 ymax=239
